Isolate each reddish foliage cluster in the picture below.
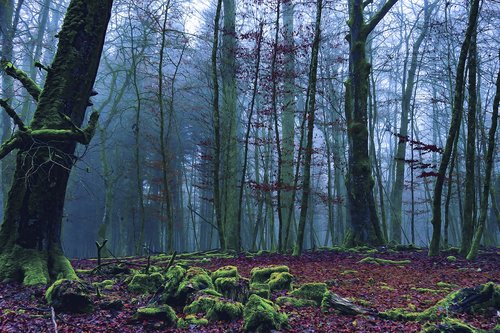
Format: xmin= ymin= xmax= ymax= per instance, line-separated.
xmin=0 ymin=249 xmax=498 ymax=332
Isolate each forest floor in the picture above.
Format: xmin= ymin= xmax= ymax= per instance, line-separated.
xmin=0 ymin=247 xmax=498 ymax=332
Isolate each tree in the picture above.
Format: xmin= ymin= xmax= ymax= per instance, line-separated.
xmin=294 ymin=0 xmax=323 ymax=256
xmin=0 ymin=0 xmax=113 ymax=285
xmin=429 ymin=0 xmax=480 ymax=256
xmin=344 ymin=0 xmax=397 ymax=246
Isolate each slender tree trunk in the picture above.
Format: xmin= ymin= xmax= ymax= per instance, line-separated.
xmin=294 ymin=0 xmax=322 ymax=256
xmin=0 ymin=0 xmax=112 ymax=285
xmin=280 ymin=0 xmax=296 ymax=252
xmin=429 ymin=0 xmax=480 ymax=256
xmin=212 ymin=0 xmax=225 ymax=249
xmin=466 ymin=57 xmax=499 ymax=259
xmin=461 ymin=29 xmax=477 ymax=255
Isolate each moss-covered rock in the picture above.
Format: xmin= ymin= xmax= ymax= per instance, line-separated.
xmin=250 ymin=265 xmax=289 ymax=284
xmin=243 ymin=294 xmax=287 ymax=332
xmin=268 ymin=272 xmax=293 ymax=291
xmin=206 ymin=300 xmax=244 ymax=321
xmin=249 ymin=282 xmax=270 ymax=299
xmin=45 ymin=279 xmax=93 ymax=313
xmin=446 ymin=256 xmax=457 ymax=262
xmin=162 ymin=265 xmax=187 ymax=302
xmin=128 ymin=272 xmax=164 ymax=294
xmin=212 ymin=266 xmax=239 ymax=281
xmin=183 ymin=294 xmax=243 ymax=322
xmin=290 ymin=283 xmax=328 ymax=305
xmin=133 ymin=305 xmax=177 ymax=327
xmin=174 ymin=267 xmax=214 ymax=304
xmin=276 ymin=296 xmax=317 ymax=308
xmin=214 ymin=276 xmax=250 ymax=303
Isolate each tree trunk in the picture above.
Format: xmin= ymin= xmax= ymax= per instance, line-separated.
xmin=294 ymin=0 xmax=322 ymax=256
xmin=221 ymin=0 xmax=240 ymax=251
xmin=344 ymin=0 xmax=397 ymax=247
xmin=429 ymin=0 xmax=480 ymax=256
xmin=0 ymin=0 xmax=112 ymax=285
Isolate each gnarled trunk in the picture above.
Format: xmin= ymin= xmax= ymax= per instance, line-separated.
xmin=0 ymin=0 xmax=113 ymax=285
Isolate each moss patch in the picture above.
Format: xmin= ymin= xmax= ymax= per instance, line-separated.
xmin=243 ymin=294 xmax=287 ymax=332
xmin=358 ymin=257 xmax=411 ymax=265
xmin=420 ymin=318 xmax=483 ymax=333
xmin=250 ymin=282 xmax=270 ymax=299
xmin=276 ymin=296 xmax=317 ymax=308
xmin=177 ymin=315 xmax=208 ymax=328
xmin=214 ymin=276 xmax=249 ymax=303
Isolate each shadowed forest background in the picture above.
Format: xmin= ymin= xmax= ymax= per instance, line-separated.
xmin=0 ymin=0 xmax=498 ymax=259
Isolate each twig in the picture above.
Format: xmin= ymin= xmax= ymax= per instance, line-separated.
xmin=51 ymin=307 xmax=58 ymax=333
xmin=95 ymin=239 xmax=108 ymax=270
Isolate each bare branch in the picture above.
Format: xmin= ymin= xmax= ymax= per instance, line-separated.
xmin=0 ymin=99 xmax=27 ymax=131
xmin=363 ymin=0 xmax=374 ymax=8
xmin=363 ymin=0 xmax=398 ymax=36
xmin=0 ymin=60 xmax=42 ymax=101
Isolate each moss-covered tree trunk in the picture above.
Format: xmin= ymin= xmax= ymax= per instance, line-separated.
xmin=344 ymin=0 xmax=397 ymax=247
xmin=0 ymin=0 xmax=112 ymax=285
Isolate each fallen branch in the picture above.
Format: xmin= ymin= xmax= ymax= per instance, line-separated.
xmin=51 ymin=307 xmax=58 ymax=333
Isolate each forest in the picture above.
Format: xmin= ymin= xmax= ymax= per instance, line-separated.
xmin=0 ymin=0 xmax=498 ymax=331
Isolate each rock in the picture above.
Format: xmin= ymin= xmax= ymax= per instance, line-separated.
xmin=276 ymin=296 xmax=317 ymax=308
xmin=250 ymin=265 xmax=289 ymax=284
xmin=128 ymin=272 xmax=164 ymax=294
xmin=249 ymin=283 xmax=270 ymax=299
xmin=214 ymin=276 xmax=250 ymax=303
xmin=243 ymin=294 xmax=287 ymax=332
xmin=212 ymin=266 xmax=239 ymax=281
xmin=268 ymin=272 xmax=293 ymax=291
xmin=133 ymin=305 xmax=177 ymax=327
xmin=45 ymin=279 xmax=93 ymax=313
xmin=290 ymin=283 xmax=327 ymax=305
xmin=100 ymin=299 xmax=124 ymax=310
xmin=183 ymin=294 xmax=243 ymax=322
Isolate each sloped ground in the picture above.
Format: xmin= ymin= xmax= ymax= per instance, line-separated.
xmin=0 ymin=248 xmax=498 ymax=332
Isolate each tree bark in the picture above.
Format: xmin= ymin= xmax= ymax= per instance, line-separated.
xmin=0 ymin=0 xmax=112 ymax=285
xmin=344 ymin=0 xmax=397 ymax=247
xmin=429 ymin=0 xmax=480 ymax=256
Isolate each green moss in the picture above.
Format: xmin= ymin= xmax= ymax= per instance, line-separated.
xmin=250 ymin=265 xmax=289 ymax=283
xmin=177 ymin=315 xmax=208 ymax=328
xmin=341 ymin=270 xmax=358 ymax=275
xmin=177 ymin=267 xmax=214 ymax=295
xmin=276 ymin=296 xmax=317 ymax=308
xmin=250 ymin=282 xmax=270 ymax=299
xmin=206 ymin=300 xmax=243 ymax=321
xmin=128 ymin=272 xmax=164 ymax=294
xmin=420 ymin=318 xmax=482 ymax=333
xmin=93 ymin=279 xmax=114 ymax=290
xmin=214 ymin=276 xmax=250 ymax=303
xmin=75 ymin=269 xmax=92 ymax=275
xmin=183 ymin=295 xmax=217 ymax=314
xmin=212 ymin=266 xmax=239 ymax=281
xmin=134 ymin=305 xmax=177 ymax=326
xmin=436 ymin=282 xmax=458 ymax=289
xmin=183 ymin=294 xmax=243 ymax=322
xmin=446 ymin=256 xmax=457 ymax=262
xmin=290 ymin=283 xmax=328 ymax=305
xmin=163 ymin=265 xmax=186 ymax=297
xmin=243 ymin=294 xmax=288 ymax=332
xmin=268 ymin=272 xmax=293 ymax=291
xmin=412 ymin=287 xmax=444 ymax=294
xmin=358 ymin=257 xmax=411 ymax=265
